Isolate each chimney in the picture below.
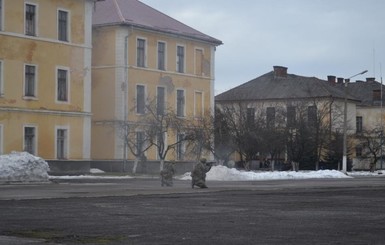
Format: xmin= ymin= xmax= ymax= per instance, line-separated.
xmin=337 ymin=77 xmax=344 ymax=84
xmin=327 ymin=75 xmax=336 ymax=84
xmin=366 ymin=77 xmax=375 ymax=82
xmin=273 ymin=66 xmax=288 ymax=78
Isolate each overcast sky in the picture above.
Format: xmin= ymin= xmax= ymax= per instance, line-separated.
xmin=141 ymin=0 xmax=385 ymax=94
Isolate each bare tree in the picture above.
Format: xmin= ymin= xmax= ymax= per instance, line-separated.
xmin=356 ymin=127 xmax=384 ymax=172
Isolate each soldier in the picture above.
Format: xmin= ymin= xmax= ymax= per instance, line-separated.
xmin=191 ymin=158 xmax=212 ymax=188
xmin=160 ymin=161 xmax=175 ymax=187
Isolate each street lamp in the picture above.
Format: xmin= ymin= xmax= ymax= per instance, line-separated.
xmin=342 ymin=70 xmax=368 ymax=173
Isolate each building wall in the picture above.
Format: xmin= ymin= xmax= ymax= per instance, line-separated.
xmin=91 ymin=25 xmax=216 ymax=161
xmin=0 ymin=0 xmax=93 ymax=159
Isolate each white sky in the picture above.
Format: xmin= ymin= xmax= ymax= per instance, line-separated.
xmin=140 ymin=0 xmax=385 ymax=94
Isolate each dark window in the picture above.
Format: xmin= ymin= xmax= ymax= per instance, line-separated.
xmin=24 ymin=127 xmax=35 ymax=154
xmin=157 ymin=42 xmax=165 ymax=70
xmin=157 ymin=87 xmax=165 ymax=116
xmin=177 ymin=132 xmax=185 ymax=160
xmin=25 ymin=65 xmax=36 ymax=97
xmin=0 ymin=61 xmax=3 ymax=94
xmin=25 ymin=4 xmax=36 ymax=36
xmin=355 ymin=146 xmax=362 ymax=157
xmin=57 ymin=129 xmax=67 ymax=159
xmin=57 ymin=69 xmax=68 ymax=101
xmin=58 ymin=10 xmax=68 ymax=41
xmin=287 ymin=106 xmax=296 ymax=127
xmin=177 ymin=46 xmax=184 ymax=73
xmin=308 ymin=106 xmax=317 ymax=127
xmin=137 ymin=39 xmax=145 ymax=67
xmin=177 ymin=89 xmax=185 ymax=117
xmin=136 ymin=85 xmax=145 ymax=114
xmin=246 ymin=108 xmax=255 ymax=126
xmin=136 ymin=131 xmax=145 ymax=155
xmin=356 ymin=116 xmax=363 ymax=133
xmin=266 ymin=107 xmax=275 ymax=127
xmin=0 ymin=0 xmax=3 ymax=30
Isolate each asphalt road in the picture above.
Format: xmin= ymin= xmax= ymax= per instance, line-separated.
xmin=0 ymin=177 xmax=385 ymax=244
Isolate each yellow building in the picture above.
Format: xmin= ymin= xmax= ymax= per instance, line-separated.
xmin=91 ymin=0 xmax=222 ymax=167
xmin=0 ymin=0 xmax=95 ymax=165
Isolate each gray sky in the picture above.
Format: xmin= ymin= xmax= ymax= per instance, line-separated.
xmin=141 ymin=0 xmax=385 ymax=94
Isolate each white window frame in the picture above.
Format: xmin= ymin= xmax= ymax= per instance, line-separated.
xmin=157 ymin=40 xmax=167 ymax=70
xmin=176 ymin=44 xmax=185 ymax=73
xmin=136 ymin=37 xmax=147 ymax=68
xmin=23 ymin=63 xmax=38 ymax=99
xmin=55 ymin=126 xmax=69 ymax=159
xmin=0 ymin=60 xmax=3 ymax=96
xmin=24 ymin=2 xmax=38 ymax=36
xmin=56 ymin=66 xmax=70 ymax=103
xmin=136 ymin=84 xmax=146 ymax=114
xmin=176 ymin=89 xmax=186 ymax=117
xmin=57 ymin=8 xmax=71 ymax=42
xmin=23 ymin=125 xmax=37 ymax=155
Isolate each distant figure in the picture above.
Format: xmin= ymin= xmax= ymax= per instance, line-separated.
xmin=160 ymin=162 xmax=175 ymax=187
xmin=191 ymin=158 xmax=212 ymax=188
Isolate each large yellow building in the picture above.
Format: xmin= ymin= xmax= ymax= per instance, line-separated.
xmin=91 ymin=0 xmax=222 ymax=167
xmin=0 ymin=0 xmax=95 ymax=165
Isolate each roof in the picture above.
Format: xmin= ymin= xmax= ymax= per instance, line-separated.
xmin=215 ymin=70 xmax=360 ymax=102
xmin=342 ymin=80 xmax=385 ymax=107
xmin=92 ymin=0 xmax=222 ymax=45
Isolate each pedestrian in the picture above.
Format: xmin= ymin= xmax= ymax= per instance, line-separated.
xmin=191 ymin=158 xmax=212 ymax=188
xmin=160 ymin=161 xmax=175 ymax=187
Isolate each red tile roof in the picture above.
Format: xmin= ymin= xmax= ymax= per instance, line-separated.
xmin=93 ymin=0 xmax=222 ymax=45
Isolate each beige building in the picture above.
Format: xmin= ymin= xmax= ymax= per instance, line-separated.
xmin=91 ymin=0 xmax=222 ymax=166
xmin=0 ymin=0 xmax=95 ymax=163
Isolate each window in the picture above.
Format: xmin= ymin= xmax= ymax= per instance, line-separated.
xmin=58 ymin=10 xmax=69 ymax=41
xmin=56 ymin=128 xmax=68 ymax=159
xmin=57 ymin=69 xmax=68 ymax=102
xmin=176 ymin=132 xmax=185 ymax=160
xmin=137 ymin=38 xmax=146 ymax=67
xmin=0 ymin=61 xmax=3 ymax=95
xmin=157 ymin=86 xmax=165 ymax=116
xmin=355 ymin=146 xmax=362 ymax=157
xmin=246 ymin=107 xmax=255 ymax=126
xmin=0 ymin=124 xmax=3 ymax=154
xmin=287 ymin=106 xmax=296 ymax=127
xmin=25 ymin=4 xmax=37 ymax=36
xmin=24 ymin=126 xmax=36 ymax=155
xmin=136 ymin=85 xmax=145 ymax=114
xmin=195 ymin=91 xmax=203 ymax=118
xmin=356 ymin=116 xmax=363 ymax=133
xmin=136 ymin=131 xmax=145 ymax=156
xmin=177 ymin=45 xmax=185 ymax=73
xmin=156 ymin=132 xmax=166 ymax=160
xmin=266 ymin=107 xmax=275 ymax=128
xmin=307 ymin=106 xmax=317 ymax=127
xmin=176 ymin=89 xmax=185 ymax=117
xmin=0 ymin=0 xmax=3 ymax=30
xmin=157 ymin=42 xmax=166 ymax=70
xmin=195 ymin=49 xmax=203 ymax=75
xmin=24 ymin=64 xmax=36 ymax=97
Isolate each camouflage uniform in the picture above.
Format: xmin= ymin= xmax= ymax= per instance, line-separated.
xmin=160 ymin=162 xmax=175 ymax=187
xmin=191 ymin=158 xmax=212 ymax=188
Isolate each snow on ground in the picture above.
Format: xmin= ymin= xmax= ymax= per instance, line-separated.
xmin=0 ymin=152 xmax=50 ymax=182
xmin=177 ymin=165 xmax=354 ymax=181
xmin=1 ymin=152 xmax=383 ymax=182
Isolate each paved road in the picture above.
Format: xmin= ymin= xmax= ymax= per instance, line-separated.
xmin=0 ymin=177 xmax=384 ymax=244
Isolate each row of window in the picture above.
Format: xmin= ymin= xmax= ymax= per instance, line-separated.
xmin=246 ymin=106 xmax=318 ymax=127
xmin=0 ymin=125 xmax=68 ymax=159
xmin=136 ymin=38 xmax=206 ymax=76
xmin=136 ymin=85 xmax=204 ymax=118
xmin=0 ymin=1 xmax=70 ymax=42
xmin=0 ymin=61 xmax=69 ymax=102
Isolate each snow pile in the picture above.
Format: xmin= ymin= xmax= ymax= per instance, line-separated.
xmin=0 ymin=152 xmax=50 ymax=182
xmin=348 ymin=170 xmax=385 ymax=176
xmin=178 ymin=165 xmax=351 ymax=181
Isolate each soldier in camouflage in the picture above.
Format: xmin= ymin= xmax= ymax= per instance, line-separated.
xmin=160 ymin=161 xmax=176 ymax=187
xmin=191 ymin=158 xmax=212 ymax=188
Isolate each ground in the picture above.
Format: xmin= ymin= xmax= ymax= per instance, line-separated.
xmin=0 ymin=177 xmax=385 ymax=244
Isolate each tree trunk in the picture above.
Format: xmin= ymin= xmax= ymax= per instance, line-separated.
xmin=160 ymin=159 xmax=165 ymax=171
xmin=132 ymin=158 xmax=139 ymax=174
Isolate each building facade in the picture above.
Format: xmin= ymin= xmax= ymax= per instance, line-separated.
xmin=0 ymin=0 xmax=94 ymax=163
xmin=91 ymin=0 xmax=222 ymax=167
